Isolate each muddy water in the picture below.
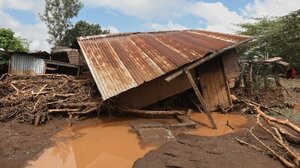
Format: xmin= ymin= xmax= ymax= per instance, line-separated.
xmin=26 ymin=118 xmax=160 ymax=168
xmin=26 ymin=113 xmax=248 ymax=168
xmin=189 ymin=113 xmax=249 ymax=136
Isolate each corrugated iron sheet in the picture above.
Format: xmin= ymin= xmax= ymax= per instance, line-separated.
xmin=77 ymin=30 xmax=249 ymax=100
xmin=9 ymin=54 xmax=45 ymax=75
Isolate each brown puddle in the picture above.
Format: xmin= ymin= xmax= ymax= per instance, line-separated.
xmin=189 ymin=112 xmax=249 ymax=136
xmin=26 ymin=113 xmax=248 ymax=168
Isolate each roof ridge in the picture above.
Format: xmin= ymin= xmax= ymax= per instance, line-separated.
xmin=76 ymin=29 xmax=249 ymax=41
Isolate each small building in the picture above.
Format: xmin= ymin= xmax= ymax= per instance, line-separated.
xmin=76 ymin=30 xmax=251 ymax=111
xmin=9 ymin=51 xmax=81 ymax=76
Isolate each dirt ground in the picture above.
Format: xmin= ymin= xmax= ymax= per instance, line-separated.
xmin=134 ymin=127 xmax=285 ymax=168
xmin=0 ymin=119 xmax=66 ymax=168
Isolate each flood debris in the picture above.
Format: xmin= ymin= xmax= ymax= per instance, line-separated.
xmin=236 ymin=101 xmax=300 ymax=167
xmin=0 ymin=74 xmax=102 ymax=125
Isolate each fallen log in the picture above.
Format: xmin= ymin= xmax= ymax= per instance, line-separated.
xmin=120 ymin=109 xmax=185 ymax=116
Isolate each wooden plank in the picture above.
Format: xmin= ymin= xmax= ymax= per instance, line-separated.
xmin=215 ymin=59 xmax=228 ymax=107
xmin=221 ymin=58 xmax=233 ymax=106
xmin=184 ymin=69 xmax=217 ymax=129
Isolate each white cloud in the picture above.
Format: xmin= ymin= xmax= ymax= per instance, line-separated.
xmin=0 ymin=11 xmax=49 ymax=52
xmin=82 ymin=0 xmax=248 ymax=33
xmin=244 ymin=0 xmax=300 ymax=18
xmin=0 ymin=0 xmax=49 ymax=52
xmin=0 ymin=0 xmax=44 ymax=13
xmin=83 ymin=0 xmax=186 ymax=19
xmin=188 ymin=2 xmax=247 ymax=33
xmin=83 ymin=0 xmax=300 ymax=34
xmin=148 ymin=21 xmax=188 ymax=31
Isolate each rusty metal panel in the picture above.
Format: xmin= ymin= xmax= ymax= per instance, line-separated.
xmin=9 ymin=54 xmax=45 ymax=76
xmin=77 ymin=30 xmax=249 ymax=100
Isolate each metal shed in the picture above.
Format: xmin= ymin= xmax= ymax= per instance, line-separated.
xmin=8 ymin=51 xmax=81 ymax=76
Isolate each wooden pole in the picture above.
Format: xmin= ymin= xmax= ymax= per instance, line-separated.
xmin=184 ymin=69 xmax=217 ymax=129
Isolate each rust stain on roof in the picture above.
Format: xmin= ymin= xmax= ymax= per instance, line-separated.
xmin=77 ymin=30 xmax=249 ymax=100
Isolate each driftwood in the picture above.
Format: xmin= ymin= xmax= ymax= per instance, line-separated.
xmin=120 ymin=108 xmax=185 ymax=116
xmin=253 ymin=106 xmax=300 ymax=134
xmin=272 ymin=124 xmax=300 ymax=145
xmin=256 ymin=115 xmax=300 ymax=166
xmin=235 ymin=138 xmax=263 ymax=152
xmin=48 ymin=109 xmax=80 ymax=113
xmin=0 ymin=75 xmax=102 ymax=125
xmin=249 ymin=127 xmax=295 ymax=168
xmin=242 ymin=100 xmax=300 ymax=133
xmin=239 ymin=100 xmax=300 ymax=167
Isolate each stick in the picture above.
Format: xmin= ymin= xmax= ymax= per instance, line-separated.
xmin=70 ymin=107 xmax=99 ymax=115
xmin=33 ymin=99 xmax=40 ymax=110
xmin=226 ymin=120 xmax=235 ymax=130
xmin=53 ymin=93 xmax=77 ymax=97
xmin=48 ymin=109 xmax=80 ymax=113
xmin=249 ymin=127 xmax=295 ymax=168
xmin=34 ymin=114 xmax=41 ymax=127
xmin=34 ymin=84 xmax=47 ymax=98
xmin=10 ymin=83 xmax=20 ymax=94
xmin=272 ymin=123 xmax=300 ymax=145
xmin=257 ymin=115 xmax=300 ymax=166
xmin=120 ymin=109 xmax=185 ymax=115
xmin=235 ymin=138 xmax=263 ymax=152
xmin=254 ymin=106 xmax=300 ymax=134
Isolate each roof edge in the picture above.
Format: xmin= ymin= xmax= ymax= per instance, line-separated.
xmin=77 ymin=29 xmax=251 ymax=41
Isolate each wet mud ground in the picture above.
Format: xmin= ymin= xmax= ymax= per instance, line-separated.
xmin=0 ymin=78 xmax=299 ymax=168
xmin=1 ymin=112 xmax=251 ymax=168
xmin=134 ymin=119 xmax=285 ymax=168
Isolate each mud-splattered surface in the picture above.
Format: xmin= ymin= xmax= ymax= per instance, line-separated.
xmin=0 ymin=119 xmax=66 ymax=168
xmin=133 ymin=131 xmax=284 ymax=168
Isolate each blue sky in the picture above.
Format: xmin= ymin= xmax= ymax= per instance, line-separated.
xmin=0 ymin=0 xmax=299 ymax=51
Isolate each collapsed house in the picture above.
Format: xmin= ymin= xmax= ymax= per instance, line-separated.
xmin=4 ymin=30 xmax=251 ymax=127
xmin=75 ymin=30 xmax=251 ymax=120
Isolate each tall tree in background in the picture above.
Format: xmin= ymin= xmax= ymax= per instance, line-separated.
xmin=237 ymin=9 xmax=300 ymax=70
xmin=40 ymin=0 xmax=83 ymax=47
xmin=62 ymin=20 xmax=110 ymax=47
xmin=0 ymin=28 xmax=29 ymax=73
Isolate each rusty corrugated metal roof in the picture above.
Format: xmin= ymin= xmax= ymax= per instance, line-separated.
xmin=77 ymin=30 xmax=249 ymax=100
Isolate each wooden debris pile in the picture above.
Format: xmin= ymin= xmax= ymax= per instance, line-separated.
xmin=0 ymin=74 xmax=102 ymax=126
xmin=237 ymin=101 xmax=300 ymax=168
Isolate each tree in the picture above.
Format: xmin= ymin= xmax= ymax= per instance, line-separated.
xmin=62 ymin=20 xmax=110 ymax=47
xmin=237 ymin=9 xmax=300 ymax=70
xmin=0 ymin=28 xmax=29 ymax=73
xmin=40 ymin=0 xmax=83 ymax=47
